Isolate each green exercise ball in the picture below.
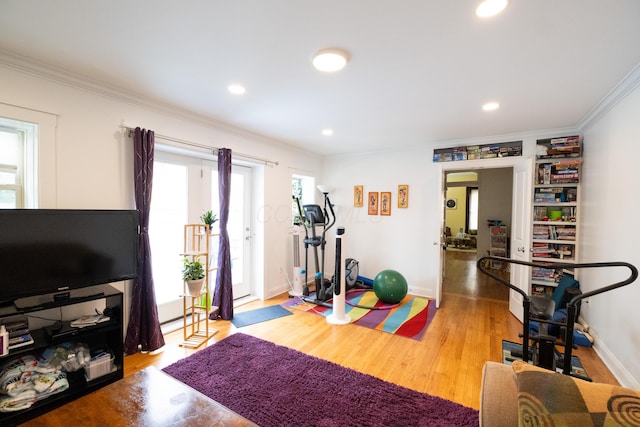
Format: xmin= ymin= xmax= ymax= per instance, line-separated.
xmin=373 ymin=269 xmax=408 ymax=304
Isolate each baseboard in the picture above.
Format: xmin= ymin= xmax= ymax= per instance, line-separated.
xmin=589 ymin=326 xmax=640 ymax=389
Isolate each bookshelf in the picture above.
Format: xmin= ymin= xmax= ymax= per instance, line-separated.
xmin=489 ymin=225 xmax=507 ymax=269
xmin=531 ymin=135 xmax=582 ymax=294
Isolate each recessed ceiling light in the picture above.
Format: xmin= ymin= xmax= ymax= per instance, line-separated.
xmin=312 ymin=49 xmax=350 ymax=72
xmin=482 ymin=102 xmax=500 ymax=111
xmin=476 ymin=0 xmax=509 ymax=17
xmin=322 ymin=129 xmax=334 ymax=136
xmin=228 ymin=84 xmax=246 ymax=95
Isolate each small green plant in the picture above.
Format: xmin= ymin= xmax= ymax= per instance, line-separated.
xmin=182 ymin=257 xmax=205 ymax=282
xmin=200 ymin=210 xmax=218 ymax=228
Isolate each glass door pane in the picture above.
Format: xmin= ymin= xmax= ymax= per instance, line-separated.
xmin=210 ymin=163 xmax=252 ymax=299
xmin=149 ymin=154 xmax=189 ymax=323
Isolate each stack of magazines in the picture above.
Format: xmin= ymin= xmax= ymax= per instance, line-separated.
xmin=2 ymin=315 xmax=34 ymax=350
xmin=70 ymin=314 xmax=110 ymax=328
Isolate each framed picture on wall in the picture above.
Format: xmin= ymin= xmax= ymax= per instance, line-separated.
xmin=368 ymin=192 xmax=379 ymax=215
xmin=381 ymin=192 xmax=391 ymax=216
xmin=398 ymin=184 xmax=409 ymax=208
xmin=354 ymin=185 xmax=363 ymax=207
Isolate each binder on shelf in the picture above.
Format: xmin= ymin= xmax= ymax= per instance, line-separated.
xmin=8 ymin=333 xmax=34 ymax=350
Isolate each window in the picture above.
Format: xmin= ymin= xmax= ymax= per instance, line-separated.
xmin=467 ymin=187 xmax=479 ymax=231
xmin=0 ymin=118 xmax=38 ymax=208
xmin=292 ymin=173 xmax=315 ymax=223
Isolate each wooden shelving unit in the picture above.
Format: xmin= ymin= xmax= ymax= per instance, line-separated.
xmin=531 ymin=135 xmax=582 ymax=295
xmin=489 ymin=225 xmax=507 ymax=269
xmin=179 ymin=224 xmax=218 ymax=348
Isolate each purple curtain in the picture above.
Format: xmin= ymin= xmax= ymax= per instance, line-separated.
xmin=124 ymin=127 xmax=165 ymax=354
xmin=210 ymin=148 xmax=234 ymax=320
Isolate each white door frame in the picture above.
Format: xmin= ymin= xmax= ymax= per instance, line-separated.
xmin=436 ymin=156 xmax=532 ymax=310
xmin=205 ymin=161 xmax=253 ymax=300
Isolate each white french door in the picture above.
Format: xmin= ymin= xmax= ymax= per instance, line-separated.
xmin=207 ymin=161 xmax=252 ymax=300
xmin=150 ymin=150 xmax=252 ymax=323
xmin=509 ymin=159 xmax=533 ymax=321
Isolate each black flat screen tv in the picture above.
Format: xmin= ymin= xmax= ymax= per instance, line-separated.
xmin=0 ymin=209 xmax=139 ymax=306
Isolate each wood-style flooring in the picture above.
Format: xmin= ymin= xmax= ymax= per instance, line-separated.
xmin=124 ymin=250 xmax=619 ymax=411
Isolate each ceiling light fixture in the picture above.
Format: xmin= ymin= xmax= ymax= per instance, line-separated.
xmin=476 ymin=0 xmax=509 ymax=17
xmin=322 ymin=129 xmax=334 ymax=136
xmin=482 ymin=102 xmax=500 ymax=111
xmin=312 ymin=48 xmax=350 ymax=72
xmin=227 ymin=84 xmax=246 ymax=95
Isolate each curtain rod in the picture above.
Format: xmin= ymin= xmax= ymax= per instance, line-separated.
xmin=121 ymin=124 xmax=279 ymax=167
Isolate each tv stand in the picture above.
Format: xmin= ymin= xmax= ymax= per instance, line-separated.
xmin=0 ymin=284 xmax=123 ymax=426
xmin=13 ymin=288 xmax=105 ymax=310
xmin=53 ymin=291 xmax=71 ymax=301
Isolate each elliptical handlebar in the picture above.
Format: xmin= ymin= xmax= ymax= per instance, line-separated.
xmin=477 ymin=256 xmax=638 ymax=308
xmin=323 ymin=195 xmax=336 ymax=234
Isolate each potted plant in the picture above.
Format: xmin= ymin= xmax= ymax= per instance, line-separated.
xmin=182 ymin=257 xmax=205 ymax=296
xmin=200 ymin=210 xmax=218 ymax=232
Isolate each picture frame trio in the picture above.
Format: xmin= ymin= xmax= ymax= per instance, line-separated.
xmin=355 ymin=184 xmax=409 ymax=216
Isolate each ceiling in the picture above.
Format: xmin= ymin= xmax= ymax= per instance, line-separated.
xmin=1 ymin=1 xmax=640 ymax=156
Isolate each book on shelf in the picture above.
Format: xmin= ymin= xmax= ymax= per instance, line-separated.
xmin=490 ymin=226 xmax=506 ymax=235
xmin=8 ymin=333 xmax=34 ymax=350
xmin=537 ymin=136 xmax=582 ymax=159
xmin=550 ymin=136 xmax=580 ymax=147
xmin=1 ymin=315 xmax=29 ymax=339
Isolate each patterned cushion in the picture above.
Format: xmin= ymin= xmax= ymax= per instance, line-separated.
xmin=512 ymin=361 xmax=640 ymax=426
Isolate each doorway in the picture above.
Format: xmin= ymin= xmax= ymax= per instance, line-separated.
xmin=150 ymin=150 xmax=253 ymax=324
xmin=209 ymin=161 xmax=253 ymax=299
xmin=442 ymin=168 xmax=513 ymax=301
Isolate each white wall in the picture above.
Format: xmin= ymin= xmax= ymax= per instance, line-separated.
xmin=4 ymin=56 xmax=640 ymax=387
xmin=580 ymin=82 xmax=640 ymax=389
xmin=0 ymin=63 xmax=322 ymax=326
xmin=322 ymin=142 xmax=537 ymax=299
xmin=322 ymin=147 xmax=442 ymax=297
xmin=324 ymin=123 xmax=640 ymax=388
xmin=477 ymin=168 xmax=513 ymax=257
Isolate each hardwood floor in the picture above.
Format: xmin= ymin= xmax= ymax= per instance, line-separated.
xmin=443 ymin=248 xmax=510 ymax=300
xmin=124 ymin=250 xmax=619 ymax=411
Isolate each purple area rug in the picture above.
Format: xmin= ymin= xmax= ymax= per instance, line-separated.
xmin=163 ymin=333 xmax=478 ymax=427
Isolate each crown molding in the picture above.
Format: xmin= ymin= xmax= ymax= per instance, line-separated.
xmin=0 ymin=48 xmax=309 ymax=155
xmin=577 ymin=61 xmax=640 ymax=132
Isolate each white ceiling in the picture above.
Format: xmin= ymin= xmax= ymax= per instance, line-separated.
xmin=1 ymin=1 xmax=640 ymax=155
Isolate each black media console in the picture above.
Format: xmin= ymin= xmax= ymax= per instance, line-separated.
xmin=0 ymin=284 xmax=124 ymax=426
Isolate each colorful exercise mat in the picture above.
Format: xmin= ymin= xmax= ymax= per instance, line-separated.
xmin=282 ymin=289 xmax=437 ymax=340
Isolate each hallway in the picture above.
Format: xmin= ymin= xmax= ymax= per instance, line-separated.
xmin=443 ymin=249 xmax=510 ymax=300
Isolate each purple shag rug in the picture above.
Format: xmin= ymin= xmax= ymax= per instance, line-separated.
xmin=163 ymin=333 xmax=479 ymax=427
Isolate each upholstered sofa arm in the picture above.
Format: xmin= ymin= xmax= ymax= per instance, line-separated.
xmin=480 ymin=361 xmax=518 ymax=427
xmin=481 ymin=360 xmax=640 ymax=426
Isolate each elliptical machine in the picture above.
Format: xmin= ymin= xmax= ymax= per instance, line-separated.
xmin=293 ymin=188 xmax=336 ymax=302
